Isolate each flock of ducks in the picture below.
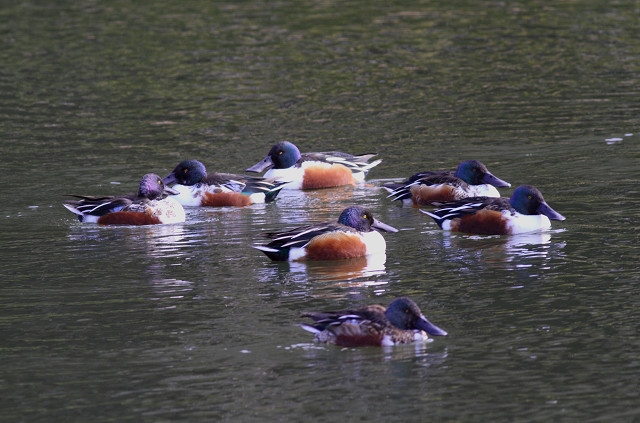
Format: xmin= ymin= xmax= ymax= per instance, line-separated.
xmin=63 ymin=140 xmax=566 ymax=347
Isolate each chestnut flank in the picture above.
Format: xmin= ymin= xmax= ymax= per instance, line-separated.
xmin=202 ymin=192 xmax=252 ymax=207
xmin=304 ymin=232 xmax=367 ymax=260
xmin=302 ymin=164 xmax=354 ymax=189
xmin=410 ymin=185 xmax=457 ymax=205
xmin=98 ymin=211 xmax=161 ymax=225
xmin=450 ymin=209 xmax=508 ymax=235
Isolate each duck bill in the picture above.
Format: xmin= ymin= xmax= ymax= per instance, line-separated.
xmin=481 ymin=172 xmax=511 ymax=188
xmin=537 ymin=202 xmax=565 ymax=221
xmin=163 ymin=185 xmax=180 ymax=195
xmin=162 ymin=173 xmax=178 ymax=187
xmin=416 ymin=315 xmax=448 ymax=336
xmin=371 ymin=218 xmax=399 ymax=233
xmin=245 ymin=155 xmax=274 ymax=173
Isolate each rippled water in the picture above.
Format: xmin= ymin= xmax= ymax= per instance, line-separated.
xmin=1 ymin=1 xmax=639 ymax=422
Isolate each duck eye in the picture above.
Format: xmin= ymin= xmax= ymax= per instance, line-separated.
xmin=527 ymin=195 xmax=532 ymax=199
xmin=363 ymin=214 xmax=367 ymax=219
xmin=183 ymin=169 xmax=188 ymax=173
xmin=404 ymin=308 xmax=409 ymax=313
xmin=279 ymin=151 xmax=284 ymax=155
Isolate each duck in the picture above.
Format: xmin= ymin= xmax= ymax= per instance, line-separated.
xmin=253 ymin=205 xmax=398 ymax=261
xmin=384 ymin=160 xmax=511 ymax=206
xmin=245 ymin=141 xmax=381 ymax=189
xmin=300 ymin=297 xmax=448 ymax=347
xmin=63 ymin=173 xmax=185 ymax=225
xmin=422 ymin=185 xmax=565 ymax=235
xmin=161 ymin=159 xmax=287 ymax=207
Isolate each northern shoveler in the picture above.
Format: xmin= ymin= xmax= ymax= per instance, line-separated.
xmin=422 ymin=185 xmax=565 ymax=235
xmin=253 ymin=205 xmax=398 ymax=261
xmin=300 ymin=297 xmax=448 ymax=347
xmin=161 ymin=159 xmax=287 ymax=207
xmin=245 ymin=141 xmax=381 ymax=189
xmin=384 ymin=160 xmax=510 ymax=206
xmin=64 ymin=173 xmax=186 ymax=225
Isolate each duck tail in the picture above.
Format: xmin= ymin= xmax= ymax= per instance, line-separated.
xmin=299 ymin=323 xmax=322 ymax=335
xmin=63 ymin=203 xmax=86 ymax=222
xmin=420 ymin=209 xmax=446 ymax=229
xmin=252 ymin=245 xmax=290 ymax=261
xmin=386 ymin=184 xmax=413 ymax=202
xmin=243 ymin=179 xmax=288 ymax=203
xmin=359 ymin=158 xmax=382 ymax=173
xmin=381 ymin=181 xmax=405 ymax=193
xmin=63 ymin=203 xmax=82 ymax=216
xmin=263 ymin=181 xmax=288 ymax=203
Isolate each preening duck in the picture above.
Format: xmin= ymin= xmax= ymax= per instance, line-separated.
xmin=64 ymin=173 xmax=185 ymax=225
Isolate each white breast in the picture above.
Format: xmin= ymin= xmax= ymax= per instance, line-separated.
xmin=361 ymin=231 xmax=387 ymax=256
xmin=152 ymin=197 xmax=186 ymax=224
xmin=169 ymin=184 xmax=233 ymax=206
xmin=264 ymin=168 xmax=304 ymax=190
xmin=505 ymin=213 xmax=551 ymax=234
xmin=466 ymin=184 xmax=501 ymax=198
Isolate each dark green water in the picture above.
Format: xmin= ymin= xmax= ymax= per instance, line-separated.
xmin=1 ymin=1 xmax=639 ymax=421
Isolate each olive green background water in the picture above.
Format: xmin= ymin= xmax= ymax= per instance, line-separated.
xmin=1 ymin=1 xmax=638 ymax=422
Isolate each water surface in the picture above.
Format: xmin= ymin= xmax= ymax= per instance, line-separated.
xmin=1 ymin=1 xmax=639 ymax=422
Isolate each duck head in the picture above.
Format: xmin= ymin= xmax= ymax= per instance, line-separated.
xmin=162 ymin=160 xmax=207 ymax=186
xmin=455 ymin=160 xmax=511 ymax=187
xmin=337 ymin=205 xmax=399 ymax=233
xmin=510 ymin=185 xmax=565 ymax=220
xmin=246 ymin=141 xmax=302 ymax=172
xmin=385 ymin=297 xmax=448 ymax=336
xmin=139 ymin=173 xmax=178 ymax=199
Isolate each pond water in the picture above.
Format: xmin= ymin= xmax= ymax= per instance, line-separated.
xmin=1 ymin=1 xmax=639 ymax=421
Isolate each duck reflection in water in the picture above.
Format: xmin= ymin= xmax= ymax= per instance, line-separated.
xmin=287 ymin=253 xmax=387 ymax=281
xmin=426 ymin=229 xmax=566 ymax=279
xmin=255 ymin=252 xmax=389 ymax=302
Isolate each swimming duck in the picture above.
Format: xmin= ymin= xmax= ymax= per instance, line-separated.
xmin=245 ymin=141 xmax=381 ymax=189
xmin=64 ymin=173 xmax=185 ymax=225
xmin=422 ymin=185 xmax=565 ymax=235
xmin=253 ymin=205 xmax=397 ymax=261
xmin=162 ymin=159 xmax=287 ymax=207
xmin=301 ymin=297 xmax=448 ymax=347
xmin=385 ymin=160 xmax=510 ymax=206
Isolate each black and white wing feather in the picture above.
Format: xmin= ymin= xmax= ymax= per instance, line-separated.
xmin=261 ymin=223 xmax=347 ymax=249
xmin=63 ymin=195 xmax=134 ymax=217
xmin=301 ymin=152 xmax=381 ymax=174
xmin=421 ymin=197 xmax=499 ymax=228
xmin=386 ymin=172 xmax=462 ymax=201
